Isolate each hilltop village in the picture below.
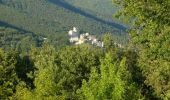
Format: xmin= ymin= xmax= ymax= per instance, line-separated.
xmin=68 ymin=27 xmax=124 ymax=48
xmin=68 ymin=27 xmax=104 ymax=47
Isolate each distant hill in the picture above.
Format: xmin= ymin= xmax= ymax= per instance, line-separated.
xmin=0 ymin=26 xmax=40 ymax=53
xmin=64 ymin=0 xmax=119 ymax=22
xmin=0 ymin=0 xmax=128 ymax=48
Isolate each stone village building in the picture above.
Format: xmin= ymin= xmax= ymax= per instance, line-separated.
xmin=68 ymin=27 xmax=104 ymax=47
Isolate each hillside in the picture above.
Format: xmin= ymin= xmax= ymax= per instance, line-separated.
xmin=0 ymin=0 xmax=127 ymax=48
xmin=0 ymin=26 xmax=39 ymax=53
xmin=64 ymin=0 xmax=119 ymax=22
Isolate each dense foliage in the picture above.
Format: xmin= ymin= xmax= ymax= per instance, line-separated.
xmin=0 ymin=0 xmax=169 ymax=100
xmin=0 ymin=27 xmax=41 ymax=53
xmin=0 ymin=42 xmax=143 ymax=100
xmin=113 ymin=0 xmax=170 ymax=99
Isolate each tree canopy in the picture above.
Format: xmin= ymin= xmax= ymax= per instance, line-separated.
xmin=0 ymin=0 xmax=169 ymax=100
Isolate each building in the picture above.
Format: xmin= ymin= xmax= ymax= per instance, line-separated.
xmin=68 ymin=27 xmax=104 ymax=48
xmin=73 ymin=27 xmax=78 ymax=33
xmin=68 ymin=27 xmax=79 ymax=43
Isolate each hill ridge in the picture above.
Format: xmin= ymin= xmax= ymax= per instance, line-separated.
xmin=48 ymin=0 xmax=127 ymax=31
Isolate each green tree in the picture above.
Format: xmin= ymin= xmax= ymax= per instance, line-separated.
xmin=102 ymin=33 xmax=116 ymax=51
xmin=12 ymin=82 xmax=33 ymax=100
xmin=13 ymin=44 xmax=58 ymax=99
xmin=55 ymin=44 xmax=102 ymax=99
xmin=0 ymin=49 xmax=19 ymax=99
xmin=84 ymin=53 xmax=125 ymax=100
xmin=29 ymin=44 xmax=58 ymax=99
xmin=12 ymin=44 xmax=102 ymax=99
xmin=113 ymin=0 xmax=170 ymax=99
xmin=78 ymin=52 xmax=143 ymax=100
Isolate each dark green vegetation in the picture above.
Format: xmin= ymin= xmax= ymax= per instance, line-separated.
xmin=64 ymin=0 xmax=120 ymax=23
xmin=0 ymin=26 xmax=41 ymax=53
xmin=0 ymin=41 xmax=143 ymax=100
xmin=0 ymin=0 xmax=127 ymax=49
xmin=0 ymin=0 xmax=170 ymax=100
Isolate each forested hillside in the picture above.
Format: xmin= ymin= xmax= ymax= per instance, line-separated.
xmin=64 ymin=0 xmax=119 ymax=22
xmin=0 ymin=0 xmax=127 ymax=49
xmin=0 ymin=26 xmax=42 ymax=53
xmin=0 ymin=0 xmax=170 ymax=100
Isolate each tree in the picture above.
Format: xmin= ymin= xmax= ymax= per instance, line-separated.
xmin=55 ymin=44 xmax=102 ymax=99
xmin=29 ymin=44 xmax=58 ymax=99
xmin=12 ymin=44 xmax=102 ymax=99
xmin=0 ymin=49 xmax=19 ymax=99
xmin=78 ymin=52 xmax=143 ymax=100
xmin=102 ymin=33 xmax=116 ymax=51
xmin=13 ymin=44 xmax=59 ymax=99
xmin=113 ymin=0 xmax=170 ymax=99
